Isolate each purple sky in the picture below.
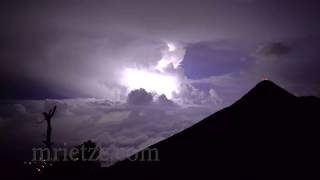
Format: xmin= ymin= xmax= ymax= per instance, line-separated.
xmin=1 ymin=0 xmax=320 ymax=100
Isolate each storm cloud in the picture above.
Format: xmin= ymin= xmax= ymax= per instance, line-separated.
xmin=1 ymin=0 xmax=320 ymax=100
xmin=127 ymin=88 xmax=153 ymax=105
xmin=256 ymin=42 xmax=291 ymax=57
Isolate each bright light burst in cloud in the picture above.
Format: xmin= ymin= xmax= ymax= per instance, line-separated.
xmin=122 ymin=68 xmax=179 ymax=98
xmin=121 ymin=42 xmax=186 ymax=99
xmin=155 ymin=43 xmax=185 ymax=72
xmin=167 ymin=43 xmax=176 ymax=52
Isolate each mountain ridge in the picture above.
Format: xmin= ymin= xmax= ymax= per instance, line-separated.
xmin=100 ymin=80 xmax=320 ymax=179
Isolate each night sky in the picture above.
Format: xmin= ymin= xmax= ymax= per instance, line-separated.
xmin=1 ymin=0 xmax=320 ymax=165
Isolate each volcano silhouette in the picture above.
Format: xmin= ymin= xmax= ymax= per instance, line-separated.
xmin=102 ymin=80 xmax=320 ymax=179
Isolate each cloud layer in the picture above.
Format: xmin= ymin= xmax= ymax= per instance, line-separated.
xmin=0 ymin=98 xmax=214 ymax=166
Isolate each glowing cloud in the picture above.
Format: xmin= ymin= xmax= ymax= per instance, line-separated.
xmin=122 ymin=68 xmax=179 ymax=98
xmin=155 ymin=43 xmax=186 ymax=72
xmin=167 ymin=43 xmax=176 ymax=52
xmin=121 ymin=42 xmax=186 ymax=99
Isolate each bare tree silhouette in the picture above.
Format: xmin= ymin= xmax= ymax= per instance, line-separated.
xmin=39 ymin=106 xmax=56 ymax=152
